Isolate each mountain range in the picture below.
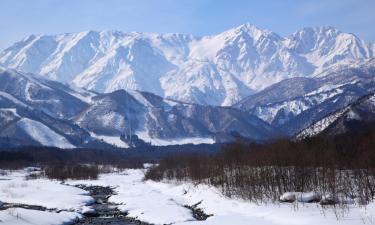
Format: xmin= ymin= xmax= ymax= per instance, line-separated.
xmin=236 ymin=58 xmax=375 ymax=135
xmin=0 ymin=24 xmax=374 ymax=149
xmin=1 ymin=24 xmax=374 ymax=106
xmin=0 ymin=67 xmax=279 ymax=148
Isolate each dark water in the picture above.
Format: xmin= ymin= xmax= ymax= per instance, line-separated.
xmin=73 ymin=184 xmax=211 ymax=225
xmin=73 ymin=185 xmax=145 ymax=225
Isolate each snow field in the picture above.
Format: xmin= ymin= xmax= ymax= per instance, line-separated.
xmin=0 ymin=169 xmax=93 ymax=225
xmin=0 ymin=208 xmax=80 ymax=225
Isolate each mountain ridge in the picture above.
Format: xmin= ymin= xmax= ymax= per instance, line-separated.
xmin=235 ymin=58 xmax=375 ymax=135
xmin=296 ymin=92 xmax=375 ymax=139
xmin=0 ymin=68 xmax=280 ymax=148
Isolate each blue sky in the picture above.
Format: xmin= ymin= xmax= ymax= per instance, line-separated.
xmin=1 ymin=0 xmax=374 ymax=50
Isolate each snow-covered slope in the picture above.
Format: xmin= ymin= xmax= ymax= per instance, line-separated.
xmin=15 ymin=118 xmax=75 ymax=148
xmin=297 ymin=93 xmax=375 ymax=138
xmin=75 ymin=89 xmax=280 ymax=145
xmin=0 ymin=107 xmax=79 ymax=148
xmin=0 ymin=66 xmax=89 ymax=119
xmin=1 ymin=24 xmax=373 ymax=106
xmin=296 ymin=107 xmax=348 ymax=139
xmin=0 ymin=69 xmax=116 ymax=148
xmin=236 ymin=59 xmax=375 ymax=135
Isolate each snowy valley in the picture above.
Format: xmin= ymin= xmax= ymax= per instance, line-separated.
xmin=1 ymin=2 xmax=375 ymax=224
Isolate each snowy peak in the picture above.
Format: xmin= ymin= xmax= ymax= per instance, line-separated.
xmin=288 ymin=26 xmax=372 ymax=70
xmin=1 ymin=24 xmax=374 ymax=106
xmin=222 ymin=23 xmax=278 ymax=41
xmin=289 ymin=26 xmax=338 ymax=52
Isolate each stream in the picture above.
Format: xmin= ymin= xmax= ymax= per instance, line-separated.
xmin=0 ymin=182 xmax=209 ymax=225
xmin=73 ymin=184 xmax=211 ymax=225
xmin=73 ymin=184 xmax=149 ymax=225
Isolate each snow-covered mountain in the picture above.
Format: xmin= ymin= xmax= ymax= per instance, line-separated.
xmin=0 ymin=68 xmax=280 ymax=148
xmin=296 ymin=92 xmax=375 ymax=139
xmin=1 ymin=24 xmax=373 ymax=106
xmin=235 ymin=58 xmax=375 ymax=135
xmin=0 ymin=67 xmax=108 ymax=148
xmin=74 ymin=89 xmax=280 ymax=146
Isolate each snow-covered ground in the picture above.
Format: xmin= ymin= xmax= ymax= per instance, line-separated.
xmin=0 ymin=208 xmax=80 ymax=225
xmin=68 ymin=169 xmax=375 ymax=225
xmin=89 ymin=132 xmax=129 ymax=148
xmin=0 ymin=168 xmax=92 ymax=225
xmin=136 ymin=131 xmax=215 ymax=146
xmin=1 ymin=167 xmax=374 ymax=225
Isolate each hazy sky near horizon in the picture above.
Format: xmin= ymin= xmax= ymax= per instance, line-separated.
xmin=1 ymin=0 xmax=374 ymax=50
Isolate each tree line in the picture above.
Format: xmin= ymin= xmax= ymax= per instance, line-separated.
xmin=145 ymin=123 xmax=375 ymax=205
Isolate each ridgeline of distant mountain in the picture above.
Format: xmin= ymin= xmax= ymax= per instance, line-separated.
xmin=1 ymin=24 xmax=374 ymax=106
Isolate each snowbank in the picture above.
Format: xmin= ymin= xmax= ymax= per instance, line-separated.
xmin=0 ymin=208 xmax=80 ymax=225
xmin=280 ymin=192 xmax=321 ymax=203
xmin=279 ymin=192 xmax=296 ymax=202
xmin=0 ymin=169 xmax=93 ymax=211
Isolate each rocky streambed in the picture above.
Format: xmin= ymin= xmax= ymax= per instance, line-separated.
xmin=73 ymin=184 xmax=148 ymax=225
xmin=73 ymin=184 xmax=211 ymax=225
